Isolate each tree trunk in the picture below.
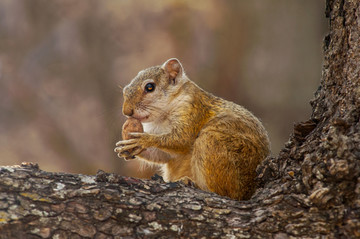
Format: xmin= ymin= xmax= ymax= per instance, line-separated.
xmin=1 ymin=0 xmax=359 ymax=238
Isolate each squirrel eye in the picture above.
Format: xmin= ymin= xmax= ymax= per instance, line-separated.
xmin=144 ymin=83 xmax=155 ymax=92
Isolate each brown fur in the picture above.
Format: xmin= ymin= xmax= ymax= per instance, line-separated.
xmin=115 ymin=58 xmax=270 ymax=200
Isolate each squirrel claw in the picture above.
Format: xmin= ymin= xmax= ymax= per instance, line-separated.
xmin=114 ymin=137 xmax=144 ymax=158
xmin=116 ymin=139 xmax=137 ymax=147
xmin=116 ymin=149 xmax=135 ymax=159
xmin=123 ymin=155 xmax=136 ymax=161
xmin=115 ymin=143 xmax=141 ymax=153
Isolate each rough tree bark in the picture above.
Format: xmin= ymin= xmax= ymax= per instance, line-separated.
xmin=0 ymin=0 xmax=359 ymax=238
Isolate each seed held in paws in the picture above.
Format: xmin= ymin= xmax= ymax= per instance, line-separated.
xmin=121 ymin=118 xmax=144 ymax=160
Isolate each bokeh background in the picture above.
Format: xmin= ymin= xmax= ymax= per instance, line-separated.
xmin=0 ymin=0 xmax=327 ymax=177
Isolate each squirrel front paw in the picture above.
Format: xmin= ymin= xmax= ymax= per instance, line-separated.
xmin=114 ymin=133 xmax=149 ymax=159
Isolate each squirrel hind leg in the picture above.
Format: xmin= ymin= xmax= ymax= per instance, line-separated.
xmin=192 ymin=130 xmax=257 ymax=201
xmin=179 ymin=176 xmax=197 ymax=188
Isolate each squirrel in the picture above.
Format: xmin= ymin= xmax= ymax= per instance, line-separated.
xmin=114 ymin=58 xmax=270 ymax=200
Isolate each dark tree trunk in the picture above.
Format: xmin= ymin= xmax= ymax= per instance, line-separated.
xmin=0 ymin=0 xmax=359 ymax=238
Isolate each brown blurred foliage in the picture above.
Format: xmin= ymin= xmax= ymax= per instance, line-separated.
xmin=0 ymin=1 xmax=327 ymax=176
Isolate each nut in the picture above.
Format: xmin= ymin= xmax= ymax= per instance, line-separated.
xmin=122 ymin=118 xmax=144 ymax=140
xmin=121 ymin=118 xmax=144 ymax=160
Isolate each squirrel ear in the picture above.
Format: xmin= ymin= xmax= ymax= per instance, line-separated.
xmin=161 ymin=58 xmax=184 ymax=84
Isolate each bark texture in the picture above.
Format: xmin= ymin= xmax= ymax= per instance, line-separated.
xmin=1 ymin=0 xmax=359 ymax=238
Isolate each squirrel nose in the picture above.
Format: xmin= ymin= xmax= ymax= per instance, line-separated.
xmin=122 ymin=103 xmax=134 ymax=117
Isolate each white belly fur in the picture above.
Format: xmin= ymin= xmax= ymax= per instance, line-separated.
xmin=141 ymin=121 xmax=172 ymax=181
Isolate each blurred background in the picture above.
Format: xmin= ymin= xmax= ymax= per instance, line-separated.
xmin=0 ymin=0 xmax=327 ymax=177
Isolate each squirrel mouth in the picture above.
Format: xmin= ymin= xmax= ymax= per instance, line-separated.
xmin=132 ymin=115 xmax=150 ymax=122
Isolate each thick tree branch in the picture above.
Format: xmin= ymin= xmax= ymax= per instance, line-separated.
xmin=0 ymin=162 xmax=348 ymax=238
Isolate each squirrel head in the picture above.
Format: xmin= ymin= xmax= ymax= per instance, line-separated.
xmin=122 ymin=58 xmax=188 ymax=123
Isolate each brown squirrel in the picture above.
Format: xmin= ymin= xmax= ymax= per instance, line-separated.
xmin=114 ymin=58 xmax=270 ymax=200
